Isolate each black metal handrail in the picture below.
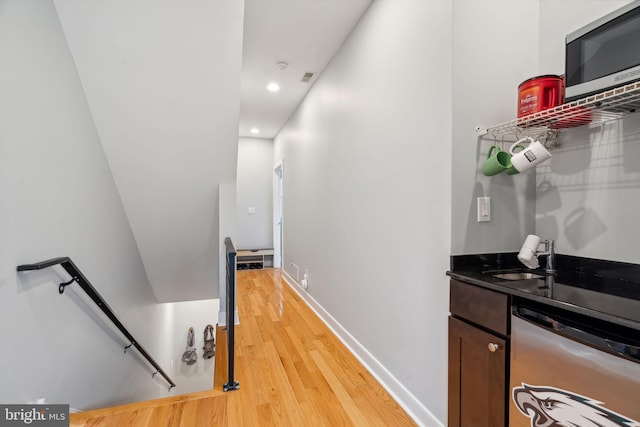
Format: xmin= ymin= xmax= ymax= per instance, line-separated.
xmin=17 ymin=257 xmax=176 ymax=390
xmin=223 ymin=238 xmax=239 ymax=391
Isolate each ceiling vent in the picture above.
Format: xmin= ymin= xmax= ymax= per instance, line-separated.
xmin=301 ymin=72 xmax=314 ymax=83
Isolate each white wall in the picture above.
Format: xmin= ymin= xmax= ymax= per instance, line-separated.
xmin=451 ymin=0 xmax=540 ymax=255
xmin=218 ymin=182 xmax=236 ymax=326
xmin=274 ymin=1 xmax=452 ymax=424
xmin=235 ymin=138 xmax=274 ymax=249
xmin=148 ymin=299 xmax=219 ymax=397
xmin=53 ymin=0 xmax=245 ymax=303
xmin=451 ymin=0 xmax=640 ymax=260
xmin=535 ymin=0 xmax=640 ymax=263
xmin=0 ymin=0 xmax=206 ymax=410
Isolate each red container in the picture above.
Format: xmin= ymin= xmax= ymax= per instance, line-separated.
xmin=517 ymin=75 xmax=564 ymax=118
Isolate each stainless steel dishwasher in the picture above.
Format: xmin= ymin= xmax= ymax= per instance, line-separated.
xmin=509 ymin=305 xmax=640 ymax=427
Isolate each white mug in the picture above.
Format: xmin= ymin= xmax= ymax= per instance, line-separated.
xmin=518 ymin=234 xmax=541 ymax=269
xmin=508 ymin=137 xmax=551 ymax=173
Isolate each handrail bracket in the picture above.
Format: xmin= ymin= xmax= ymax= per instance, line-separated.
xmin=58 ymin=277 xmax=77 ymax=294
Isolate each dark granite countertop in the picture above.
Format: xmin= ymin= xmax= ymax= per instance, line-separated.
xmin=447 ymin=252 xmax=640 ymax=331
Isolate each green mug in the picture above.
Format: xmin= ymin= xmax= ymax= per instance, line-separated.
xmin=506 ymin=143 xmax=525 ymax=175
xmin=481 ymin=144 xmax=512 ymax=176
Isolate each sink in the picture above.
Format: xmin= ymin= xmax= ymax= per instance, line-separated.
xmin=492 ymin=272 xmax=544 ymax=280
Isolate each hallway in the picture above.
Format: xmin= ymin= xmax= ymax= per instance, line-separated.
xmin=70 ymin=268 xmax=416 ymax=426
xmin=219 ymin=268 xmax=416 ymax=425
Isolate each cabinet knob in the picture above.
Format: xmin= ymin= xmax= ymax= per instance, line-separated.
xmin=488 ymin=343 xmax=500 ymax=352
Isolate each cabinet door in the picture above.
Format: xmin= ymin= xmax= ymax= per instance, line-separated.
xmin=449 ymin=316 xmax=507 ymax=427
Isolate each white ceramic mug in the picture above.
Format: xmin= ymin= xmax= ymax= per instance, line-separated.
xmin=518 ymin=234 xmax=541 ymax=269
xmin=508 ymin=137 xmax=551 ymax=173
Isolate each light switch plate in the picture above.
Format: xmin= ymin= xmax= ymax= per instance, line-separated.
xmin=477 ymin=197 xmax=491 ymax=222
xmin=248 ymin=206 xmax=256 ymax=215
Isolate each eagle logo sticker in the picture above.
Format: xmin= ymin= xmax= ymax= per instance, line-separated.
xmin=512 ymin=383 xmax=640 ymax=427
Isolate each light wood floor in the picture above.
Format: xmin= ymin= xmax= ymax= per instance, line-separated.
xmin=70 ymin=268 xmax=416 ymax=426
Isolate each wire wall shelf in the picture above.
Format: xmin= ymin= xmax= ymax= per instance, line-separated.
xmin=478 ymin=80 xmax=640 ymax=144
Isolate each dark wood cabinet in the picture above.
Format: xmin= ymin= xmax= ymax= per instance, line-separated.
xmin=448 ymin=316 xmax=507 ymax=426
xmin=448 ymin=280 xmax=509 ymax=427
xmin=450 ymin=279 xmax=508 ymax=336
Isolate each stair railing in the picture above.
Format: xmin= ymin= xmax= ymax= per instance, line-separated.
xmin=17 ymin=257 xmax=176 ymax=390
xmin=223 ymin=237 xmax=239 ymax=391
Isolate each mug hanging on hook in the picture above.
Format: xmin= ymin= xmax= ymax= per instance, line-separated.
xmin=507 ymin=137 xmax=552 ymax=174
xmin=482 ymin=141 xmax=513 ymax=176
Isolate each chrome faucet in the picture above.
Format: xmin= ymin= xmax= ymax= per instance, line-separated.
xmin=537 ymin=239 xmax=556 ymax=274
xmin=518 ymin=235 xmax=557 ymax=274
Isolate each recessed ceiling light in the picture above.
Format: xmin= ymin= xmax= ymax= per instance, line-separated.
xmin=266 ymin=82 xmax=280 ymax=92
xmin=250 ymin=127 xmax=260 ymax=134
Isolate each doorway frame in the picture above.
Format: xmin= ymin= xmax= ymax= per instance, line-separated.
xmin=273 ymin=159 xmax=284 ymax=268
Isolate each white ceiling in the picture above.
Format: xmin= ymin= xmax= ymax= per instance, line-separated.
xmin=239 ymin=0 xmax=373 ymax=139
xmin=51 ymin=0 xmax=372 ymax=302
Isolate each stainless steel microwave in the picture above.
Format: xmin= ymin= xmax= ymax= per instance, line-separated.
xmin=565 ymin=0 xmax=640 ymax=102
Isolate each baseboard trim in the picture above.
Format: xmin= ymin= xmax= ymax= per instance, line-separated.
xmin=281 ymin=271 xmax=443 ymax=427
